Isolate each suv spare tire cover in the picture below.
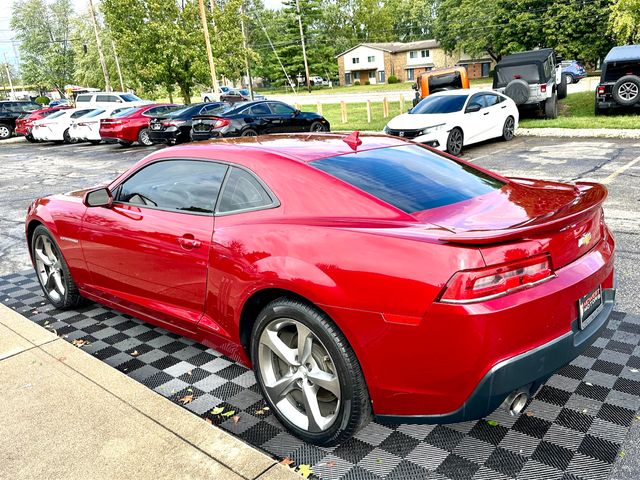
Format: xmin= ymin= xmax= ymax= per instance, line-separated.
xmin=504 ymin=79 xmax=530 ymax=105
xmin=612 ymin=75 xmax=640 ymax=106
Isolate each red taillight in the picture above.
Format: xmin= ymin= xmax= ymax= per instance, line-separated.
xmin=212 ymin=118 xmax=230 ymax=129
xmin=597 ymin=86 xmax=605 ymax=95
xmin=540 ymin=84 xmax=547 ymax=93
xmin=439 ymin=254 xmax=555 ymax=304
xmin=164 ymin=120 xmax=185 ymax=127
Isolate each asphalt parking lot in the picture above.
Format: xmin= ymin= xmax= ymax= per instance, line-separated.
xmin=0 ymin=135 xmax=639 ymax=479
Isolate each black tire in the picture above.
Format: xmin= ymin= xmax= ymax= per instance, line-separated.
xmin=89 ymin=140 xmax=101 ymax=145
xmin=502 ymin=116 xmax=515 ymax=141
xmin=504 ymin=79 xmax=530 ymax=105
xmin=137 ymin=127 xmax=153 ymax=146
xmin=446 ymin=127 xmax=463 ymax=156
xmin=31 ymin=225 xmax=85 ymax=310
xmin=118 ymin=140 xmax=133 ymax=147
xmin=62 ymin=128 xmax=75 ymax=144
xmin=241 ymin=128 xmax=258 ymax=137
xmin=25 ymin=133 xmax=37 ymax=143
xmin=309 ymin=121 xmax=327 ymax=132
xmin=544 ymin=94 xmax=558 ymax=119
xmin=612 ymin=75 xmax=640 ymax=106
xmin=251 ymin=298 xmax=372 ymax=446
xmin=0 ymin=123 xmax=14 ymax=140
xmin=557 ymin=74 xmax=568 ymax=100
xmin=203 ymin=96 xmax=211 ymax=102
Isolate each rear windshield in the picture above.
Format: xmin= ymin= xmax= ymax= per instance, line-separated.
xmin=495 ymin=65 xmax=540 ymax=85
xmin=113 ymin=107 xmax=138 ymax=117
xmin=310 ymin=145 xmax=505 ymax=213
xmin=603 ymin=61 xmax=640 ymax=82
xmin=47 ymin=110 xmax=67 ymax=119
xmin=121 ymin=93 xmax=142 ymax=102
xmin=412 ymin=95 xmax=468 ymax=114
xmin=83 ymin=109 xmax=106 ymax=118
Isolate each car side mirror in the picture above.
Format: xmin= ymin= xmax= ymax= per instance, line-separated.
xmin=84 ymin=187 xmax=113 ymax=208
xmin=466 ymin=103 xmax=482 ymax=113
xmin=294 ymin=109 xmax=301 ymax=116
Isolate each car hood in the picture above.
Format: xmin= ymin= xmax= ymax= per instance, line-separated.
xmin=386 ymin=112 xmax=456 ymax=130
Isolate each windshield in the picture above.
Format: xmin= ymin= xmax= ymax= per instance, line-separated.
xmin=411 ymin=95 xmax=468 ymax=114
xmin=310 ymin=145 xmax=504 ymax=213
xmin=166 ymin=105 xmax=196 ymax=117
xmin=113 ymin=107 xmax=138 ymax=118
xmin=604 ymin=61 xmax=640 ymax=82
xmin=495 ymin=65 xmax=540 ymax=85
xmin=120 ymin=93 xmax=142 ymax=102
xmin=238 ymin=89 xmax=249 ymax=96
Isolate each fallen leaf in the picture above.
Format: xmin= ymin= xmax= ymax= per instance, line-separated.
xmin=255 ymin=409 xmax=265 ymax=415
xmin=211 ymin=407 xmax=225 ymax=415
xmin=187 ymin=388 xmax=193 ymax=392
xmin=178 ymin=394 xmax=194 ymax=405
xmin=635 ymin=416 xmax=640 ymax=421
xmin=297 ymin=464 xmax=312 ymax=478
xmin=487 ymin=420 xmax=498 ymax=426
xmin=232 ymin=415 xmax=240 ymax=424
xmin=130 ymin=350 xmax=140 ymax=357
xmin=620 ymin=450 xmax=625 ymax=459
xmin=375 ymin=458 xmax=382 ymax=464
xmin=585 ymin=382 xmax=593 ymax=386
xmin=71 ymin=339 xmax=89 ymax=347
xmin=526 ymin=411 xmax=533 ymax=417
xmin=630 ymin=368 xmax=639 ymax=373
xmin=221 ymin=410 xmax=236 ymax=417
xmin=582 ymin=409 xmax=588 ymax=414
xmin=263 ymin=407 xmax=270 ymax=411
xmin=205 ymin=418 xmax=212 ymax=424
xmin=187 ymin=369 xmax=193 ymax=376
xmin=280 ymin=457 xmax=295 ymax=467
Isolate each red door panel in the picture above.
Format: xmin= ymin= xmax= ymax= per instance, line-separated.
xmin=79 ymin=203 xmax=213 ymax=327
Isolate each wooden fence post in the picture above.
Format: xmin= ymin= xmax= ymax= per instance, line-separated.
xmin=399 ymin=96 xmax=405 ymax=113
xmin=383 ymin=97 xmax=389 ymax=118
xmin=340 ymin=101 xmax=347 ymax=123
xmin=317 ymin=101 xmax=323 ymax=115
xmin=366 ymin=100 xmax=372 ymax=123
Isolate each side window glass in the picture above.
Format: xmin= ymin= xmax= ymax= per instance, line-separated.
xmin=117 ymin=160 xmax=228 ymax=214
xmin=218 ymin=167 xmax=274 ymax=213
xmin=96 ymin=95 xmax=111 ymax=102
xmin=483 ymin=94 xmax=499 ymax=107
xmin=467 ymin=94 xmax=485 ymax=110
xmin=269 ymin=103 xmax=294 ymax=115
xmin=249 ymin=104 xmax=271 ymax=115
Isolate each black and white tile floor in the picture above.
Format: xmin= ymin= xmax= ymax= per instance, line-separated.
xmin=2 ymin=271 xmax=639 ymax=480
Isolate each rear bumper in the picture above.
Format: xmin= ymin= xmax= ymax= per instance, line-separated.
xmin=376 ymin=287 xmax=615 ymax=424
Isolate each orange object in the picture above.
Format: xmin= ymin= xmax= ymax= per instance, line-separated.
xmin=414 ymin=66 xmax=470 ymax=105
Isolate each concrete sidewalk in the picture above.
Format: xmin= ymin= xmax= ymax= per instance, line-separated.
xmin=0 ymin=303 xmax=297 ymax=480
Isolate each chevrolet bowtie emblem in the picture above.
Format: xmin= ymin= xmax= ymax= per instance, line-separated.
xmin=578 ymin=232 xmax=592 ymax=248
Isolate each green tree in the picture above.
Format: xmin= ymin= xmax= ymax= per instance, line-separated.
xmin=11 ymin=0 xmax=75 ymax=92
xmin=610 ymin=0 xmax=640 ymax=44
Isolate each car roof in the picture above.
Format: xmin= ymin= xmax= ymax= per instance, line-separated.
xmin=428 ymin=88 xmax=495 ymax=97
xmin=153 ymin=133 xmax=409 ymax=163
xmin=604 ymin=45 xmax=640 ymax=63
xmin=497 ymin=48 xmax=554 ymax=66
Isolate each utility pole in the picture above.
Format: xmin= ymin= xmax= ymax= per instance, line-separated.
xmin=198 ymin=0 xmax=219 ymax=97
xmin=3 ymin=53 xmax=15 ymax=100
xmin=111 ymin=39 xmax=125 ymax=91
xmin=88 ymin=0 xmax=111 ymax=92
xmin=239 ymin=3 xmax=254 ymax=100
xmin=295 ymin=0 xmax=311 ymax=93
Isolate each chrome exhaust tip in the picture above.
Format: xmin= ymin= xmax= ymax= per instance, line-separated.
xmin=502 ymin=391 xmax=529 ymax=416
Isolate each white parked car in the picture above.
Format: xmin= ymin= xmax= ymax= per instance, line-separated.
xmin=383 ymin=89 xmax=519 ymax=156
xmin=68 ymin=106 xmax=131 ymax=144
xmin=75 ymin=91 xmax=150 ymax=109
xmin=31 ymin=108 xmax=98 ymax=143
xmin=201 ymin=86 xmax=232 ymax=102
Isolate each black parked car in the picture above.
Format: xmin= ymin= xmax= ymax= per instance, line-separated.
xmin=220 ymin=89 xmax=266 ymax=104
xmin=191 ymin=101 xmax=330 ymax=140
xmin=148 ymin=102 xmax=227 ymax=144
xmin=595 ymin=45 xmax=640 ymax=115
xmin=0 ymin=100 xmax=40 ymax=140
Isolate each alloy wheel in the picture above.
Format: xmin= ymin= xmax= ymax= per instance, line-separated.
xmin=0 ymin=125 xmax=10 ymax=139
xmin=33 ymin=235 xmax=66 ymax=303
xmin=503 ymin=117 xmax=515 ymax=140
xmin=258 ymin=318 xmax=341 ymax=433
xmin=447 ymin=129 xmax=463 ymax=155
xmin=311 ymin=122 xmax=326 ymax=132
xmin=619 ymin=82 xmax=639 ymax=101
xmin=140 ymin=129 xmax=152 ymax=146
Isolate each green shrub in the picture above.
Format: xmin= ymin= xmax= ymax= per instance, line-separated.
xmin=387 ymin=75 xmax=399 ymax=84
xmin=365 ymin=80 xmax=371 ymax=85
xmin=35 ymin=96 xmax=50 ymax=105
xmin=353 ymin=80 xmax=361 ymax=86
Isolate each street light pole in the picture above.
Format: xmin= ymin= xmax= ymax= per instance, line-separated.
xmin=295 ymin=0 xmax=311 ymax=93
xmin=88 ymin=0 xmax=111 ymax=92
xmin=3 ymin=52 xmax=15 ymax=100
xmin=198 ymin=0 xmax=219 ymax=98
xmin=239 ymin=3 xmax=254 ymax=100
xmin=111 ymin=39 xmax=125 ymax=91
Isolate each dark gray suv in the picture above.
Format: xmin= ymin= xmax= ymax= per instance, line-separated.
xmin=595 ymin=45 xmax=640 ymax=115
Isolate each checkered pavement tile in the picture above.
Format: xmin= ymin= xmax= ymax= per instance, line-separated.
xmin=1 ymin=270 xmax=639 ymax=480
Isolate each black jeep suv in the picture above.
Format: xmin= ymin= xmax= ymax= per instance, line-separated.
xmin=595 ymin=45 xmax=640 ymax=115
xmin=0 ymin=100 xmax=40 ymax=140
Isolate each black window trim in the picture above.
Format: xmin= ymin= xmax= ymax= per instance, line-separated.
xmin=110 ymin=157 xmax=280 ymax=217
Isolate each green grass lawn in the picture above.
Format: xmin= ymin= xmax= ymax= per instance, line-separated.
xmin=519 ymin=91 xmax=640 ymax=129
xmin=319 ymin=101 xmax=404 ymax=132
xmin=256 ymin=82 xmax=413 ymax=96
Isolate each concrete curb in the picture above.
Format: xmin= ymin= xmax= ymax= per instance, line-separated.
xmin=0 ymin=136 xmax=27 ymax=145
xmin=517 ymin=128 xmax=640 ymax=139
xmin=0 ymin=303 xmax=299 ymax=480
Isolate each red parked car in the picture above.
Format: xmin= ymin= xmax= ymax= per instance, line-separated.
xmin=25 ymin=133 xmax=615 ymax=446
xmin=15 ymin=105 xmax=70 ymax=142
xmin=99 ymin=103 xmax=177 ymax=146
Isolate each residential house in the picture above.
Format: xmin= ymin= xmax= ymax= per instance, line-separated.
xmin=336 ymin=40 xmax=494 ymax=85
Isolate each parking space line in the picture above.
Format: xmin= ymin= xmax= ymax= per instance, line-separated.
xmin=602 ymin=154 xmax=640 ymax=185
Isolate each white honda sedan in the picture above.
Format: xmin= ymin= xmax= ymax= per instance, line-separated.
xmin=31 ymin=108 xmax=97 ymax=143
xmin=384 ymin=89 xmax=519 ymax=156
xmin=69 ymin=106 xmax=131 ymax=144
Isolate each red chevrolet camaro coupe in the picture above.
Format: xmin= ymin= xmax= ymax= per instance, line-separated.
xmin=26 ymin=133 xmax=616 ymax=445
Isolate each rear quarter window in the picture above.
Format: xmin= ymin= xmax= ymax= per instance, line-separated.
xmin=310 ymin=145 xmax=505 ymax=213
xmin=76 ymin=94 xmax=92 ymax=103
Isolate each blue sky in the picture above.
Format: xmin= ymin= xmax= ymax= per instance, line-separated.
xmin=1 ymin=0 xmax=283 ymax=75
